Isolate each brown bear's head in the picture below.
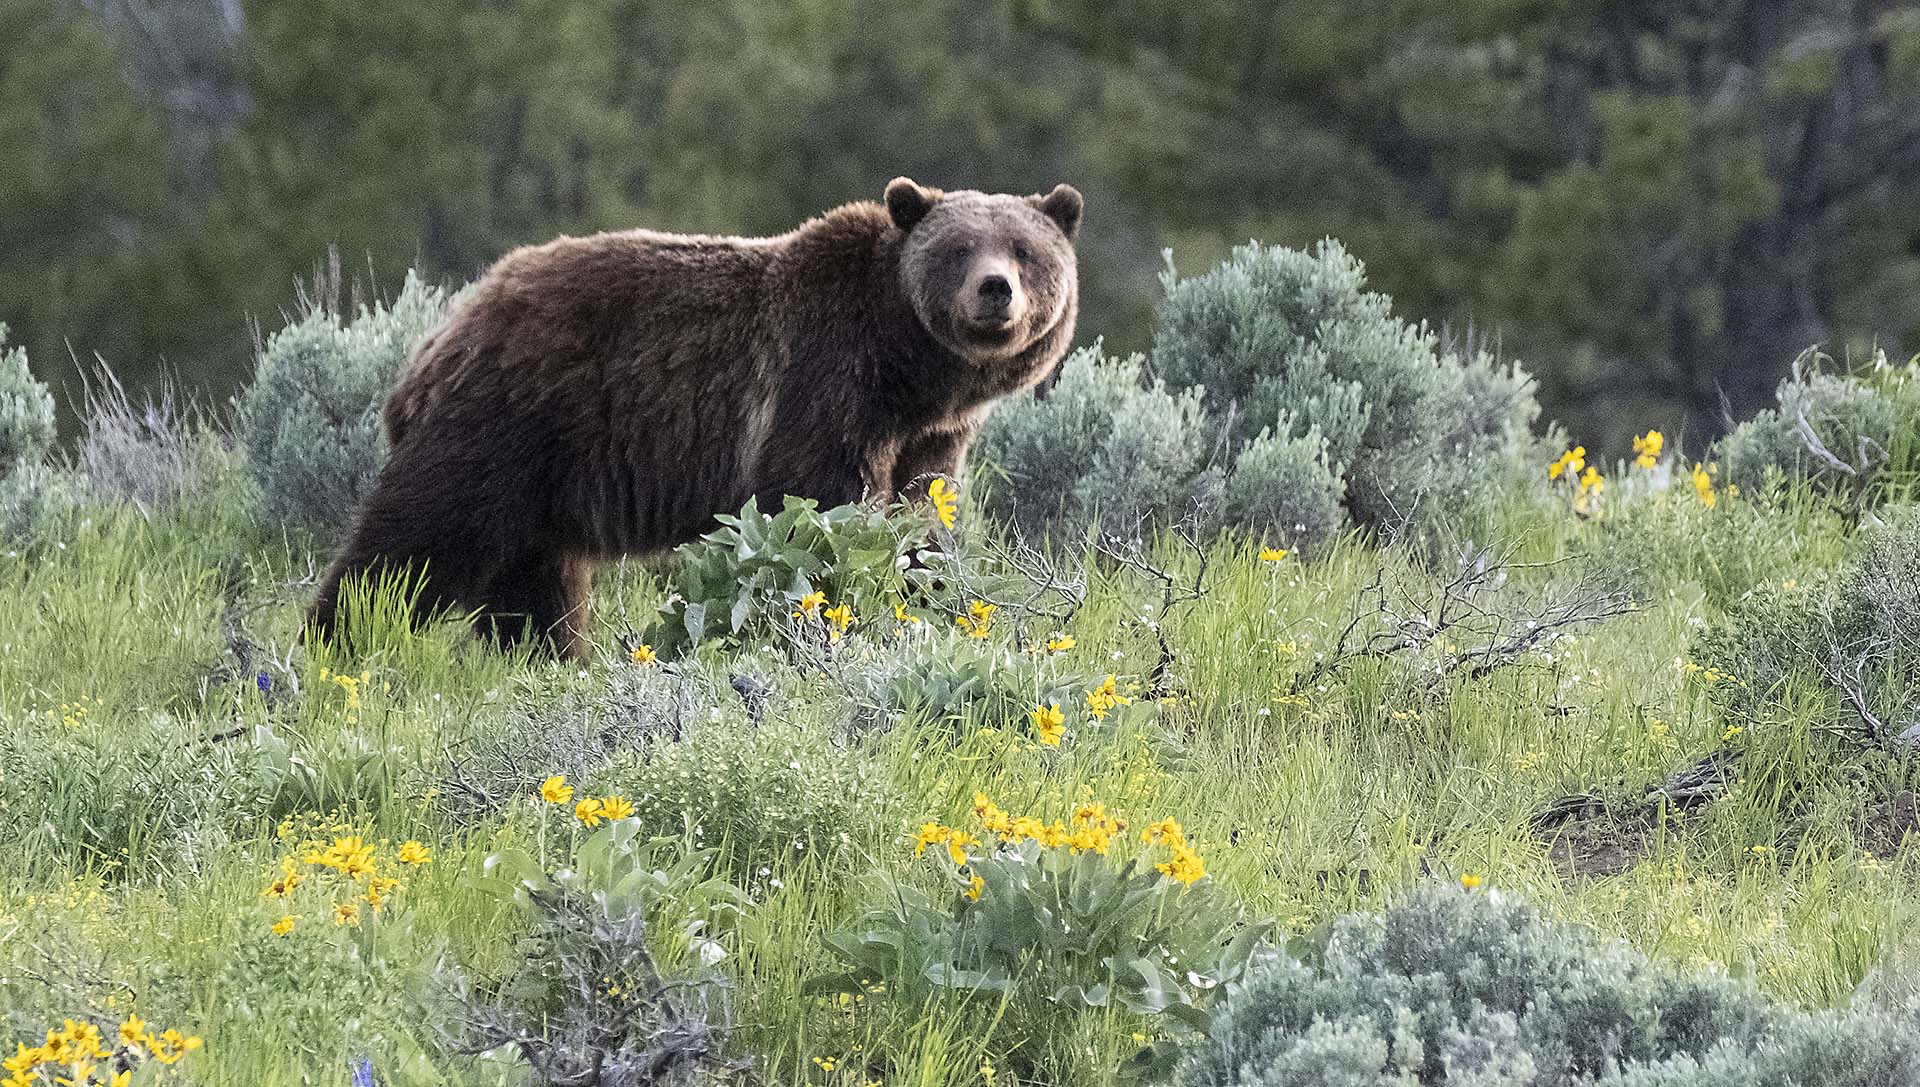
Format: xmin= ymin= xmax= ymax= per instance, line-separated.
xmin=887 ymin=177 xmax=1081 ymax=372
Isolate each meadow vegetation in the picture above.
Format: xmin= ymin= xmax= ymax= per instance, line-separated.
xmin=3 ymin=243 xmax=1919 ymax=1086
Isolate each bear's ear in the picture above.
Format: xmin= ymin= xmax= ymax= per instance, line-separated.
xmin=1033 ymin=183 xmax=1083 ymax=240
xmin=885 ymin=177 xmax=940 ymax=231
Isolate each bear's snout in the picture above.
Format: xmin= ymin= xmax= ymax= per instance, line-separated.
xmin=964 ymin=258 xmax=1024 ymax=329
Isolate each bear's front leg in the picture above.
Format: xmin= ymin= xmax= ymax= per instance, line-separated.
xmin=890 ymin=426 xmax=975 ymax=506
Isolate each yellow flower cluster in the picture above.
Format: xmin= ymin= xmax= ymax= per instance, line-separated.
xmin=539 ymin=774 xmax=637 ymax=826
xmin=792 ymin=592 xmax=856 ymax=641
xmin=1086 ymin=674 xmax=1132 ymax=720
xmin=1574 ymin=465 xmax=1605 ymax=513
xmin=1681 ymin=660 xmax=1749 ymax=688
xmin=823 ymin=603 xmax=856 ymax=641
xmin=49 ymin=696 xmax=101 ymax=730
xmin=629 ymin=643 xmax=658 ymax=665
xmin=318 ymin=667 xmax=374 ymax=715
xmin=5 ymin=1015 xmax=201 ymax=1087
xmin=1632 ymin=429 xmax=1664 ymax=469
xmin=1688 ymin=461 xmax=1736 ymax=507
xmin=1546 ymin=445 xmax=1586 ymax=481
xmin=893 ymin=603 xmax=922 ymax=626
xmin=956 ymin=599 xmax=996 ymax=639
xmin=1140 ymin=816 xmax=1207 ymax=885
xmin=927 ymin=476 xmax=959 ymax=530
xmin=913 ymin=794 xmax=1209 ymax=887
xmin=268 ymin=818 xmax=430 ymax=933
xmin=573 ymin=794 xmax=637 ymax=827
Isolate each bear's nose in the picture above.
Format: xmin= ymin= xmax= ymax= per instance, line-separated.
xmin=977 ymin=274 xmax=1013 ymax=303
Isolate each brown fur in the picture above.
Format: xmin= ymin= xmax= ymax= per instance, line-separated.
xmin=308 ymin=178 xmax=1083 ymax=659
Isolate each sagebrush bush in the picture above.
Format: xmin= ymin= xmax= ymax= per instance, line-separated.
xmin=1152 ymin=240 xmax=1542 ymax=539
xmin=975 ymin=345 xmax=1228 ymax=543
xmin=1692 ymin=504 xmax=1920 ymax=740
xmin=0 ymin=322 xmax=55 ymax=468
xmin=0 ymin=322 xmax=82 ymax=541
xmin=233 ymin=272 xmax=457 ymax=536
xmin=77 ymin=371 xmax=230 ymax=514
xmin=447 ymin=827 xmax=747 ymax=1086
xmin=1714 ymin=349 xmax=1920 ymax=505
xmin=1174 ymin=882 xmax=1920 ymax=1086
xmin=975 ymin=242 xmax=1541 ymax=552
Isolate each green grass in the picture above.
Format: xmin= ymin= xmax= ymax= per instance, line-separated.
xmin=1 ymin=474 xmax=1916 ymax=1087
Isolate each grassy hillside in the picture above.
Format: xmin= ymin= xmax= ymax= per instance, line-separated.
xmin=3 ymin=258 xmax=1919 ymax=1084
xmin=2 ymin=459 xmax=1917 ymax=1085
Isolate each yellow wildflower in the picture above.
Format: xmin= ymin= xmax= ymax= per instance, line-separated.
xmin=1044 ymin=633 xmax=1076 ymax=653
xmin=1547 ymin=445 xmax=1586 ymax=480
xmin=893 ymin=603 xmax=921 ymax=625
xmin=272 ymin=914 xmax=296 ymax=936
xmin=263 ymin=867 xmax=302 ymax=898
xmin=1632 ymin=429 xmax=1664 ymax=469
xmin=629 ymin=643 xmax=658 ymax=666
xmin=1461 ymin=873 xmax=1483 ymax=890
xmin=913 ymin=821 xmax=951 ymax=858
xmin=945 ymin=830 xmax=977 ymax=867
xmin=793 ymin=590 xmax=827 ymax=619
xmin=972 ymin=792 xmax=1011 ymax=836
xmin=965 ymin=874 xmax=984 ymax=901
xmin=540 ymin=775 xmax=574 ymax=805
xmin=1259 ymin=547 xmax=1289 ymax=562
xmin=599 ymin=795 xmax=636 ymax=820
xmin=1141 ymin=818 xmax=1186 ymax=848
xmin=1086 ymin=674 xmax=1132 ymax=720
xmin=397 ymin=840 xmax=432 ymax=865
xmin=1029 ymin=701 xmax=1067 ymax=746
xmin=333 ymin=901 xmax=361 ymax=927
xmin=1156 ymin=843 xmax=1206 ymax=885
xmin=6 ymin=1042 xmax=40 ymax=1077
xmin=824 ymin=603 xmax=856 ymax=641
xmin=117 ymin=1016 xmax=146 ymax=1050
xmin=319 ymin=836 xmax=376 ymax=879
xmin=956 ymin=599 xmax=996 ymax=639
xmin=575 ymin=797 xmax=606 ymax=827
xmin=149 ymin=1029 xmax=201 ymax=1065
xmin=927 ymin=476 xmax=959 ymax=529
xmin=1691 ymin=462 xmax=1717 ymax=508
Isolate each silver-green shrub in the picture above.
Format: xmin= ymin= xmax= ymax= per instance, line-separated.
xmin=974 ymin=242 xmax=1542 ymax=552
xmin=0 ymin=322 xmax=55 ymax=468
xmin=976 ymin=345 xmax=1230 ymax=543
xmin=1152 ymin=240 xmax=1542 ymax=539
xmin=234 ymin=272 xmax=457 ymax=536
xmin=0 ymin=323 xmax=82 ymax=540
xmin=1714 ymin=350 xmax=1920 ymax=504
xmin=1173 ymin=883 xmax=1920 ymax=1086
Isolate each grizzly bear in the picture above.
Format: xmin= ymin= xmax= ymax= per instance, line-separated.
xmin=307 ymin=177 xmax=1083 ymax=659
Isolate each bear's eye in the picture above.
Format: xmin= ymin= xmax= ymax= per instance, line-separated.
xmin=950 ymin=244 xmax=972 ymax=261
xmin=1013 ymin=244 xmax=1031 ymax=262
